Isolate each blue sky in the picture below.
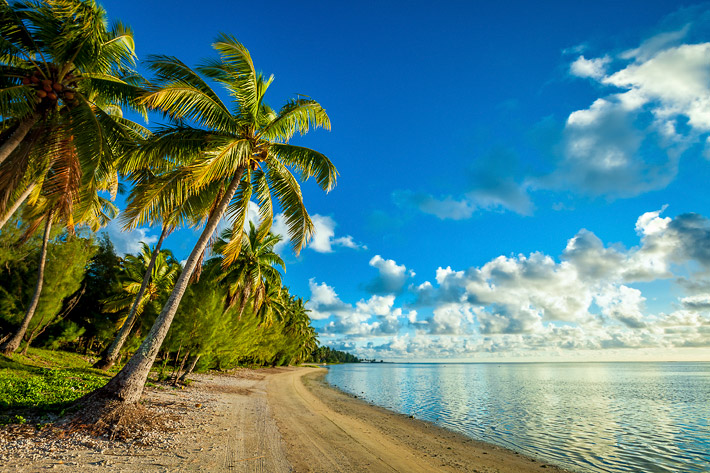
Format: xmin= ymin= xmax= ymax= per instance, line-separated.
xmin=103 ymin=0 xmax=710 ymax=361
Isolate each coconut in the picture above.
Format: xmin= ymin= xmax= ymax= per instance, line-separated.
xmin=41 ymin=79 xmax=51 ymax=87
xmin=52 ymin=83 xmax=63 ymax=92
xmin=63 ymin=92 xmax=75 ymax=100
xmin=21 ymin=77 xmax=30 ymax=85
xmin=47 ymin=92 xmax=57 ymax=101
xmin=36 ymin=90 xmax=47 ymax=98
xmin=30 ymin=75 xmax=40 ymax=84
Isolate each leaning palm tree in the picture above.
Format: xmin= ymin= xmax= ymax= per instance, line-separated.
xmin=95 ymin=243 xmax=180 ymax=370
xmin=92 ymin=151 xmax=221 ymax=370
xmin=0 ymin=0 xmax=145 ymax=222
xmin=88 ymin=35 xmax=336 ymax=405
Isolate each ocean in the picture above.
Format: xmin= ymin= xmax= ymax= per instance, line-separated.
xmin=325 ymin=362 xmax=710 ymax=473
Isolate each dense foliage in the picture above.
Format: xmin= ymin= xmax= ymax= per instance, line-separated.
xmin=0 ymin=0 xmax=354 ymax=409
xmin=0 ymin=219 xmax=356 ymax=371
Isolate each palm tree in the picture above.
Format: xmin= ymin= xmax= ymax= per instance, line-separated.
xmin=91 ymin=165 xmax=219 ymax=370
xmin=95 ymin=243 xmax=180 ymax=370
xmin=97 ymin=161 xmax=227 ymax=352
xmin=88 ymin=35 xmax=336 ymax=405
xmin=281 ymin=292 xmax=317 ymax=364
xmin=0 ymin=0 xmax=145 ymax=223
xmin=215 ymin=222 xmax=284 ymax=318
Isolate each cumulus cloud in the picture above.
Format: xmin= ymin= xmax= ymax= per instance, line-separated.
xmin=323 ymin=208 xmax=710 ymax=359
xmin=306 ymin=279 xmax=351 ymax=320
xmin=543 ymin=96 xmax=679 ymax=197
xmin=546 ymin=33 xmax=710 ymax=198
xmin=308 ymin=214 xmax=366 ymax=253
xmin=570 ymin=55 xmax=610 ymax=79
xmin=365 ymin=255 xmax=415 ymax=295
xmin=308 ymin=278 xmax=415 ymax=336
xmin=321 ymin=294 xmax=413 ymax=337
xmin=104 ymin=218 xmax=158 ymax=255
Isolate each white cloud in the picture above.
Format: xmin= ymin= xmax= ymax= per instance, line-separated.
xmin=309 ymin=277 xmax=416 ymax=337
xmin=104 ymin=218 xmax=158 ymax=255
xmin=366 ymin=255 xmax=415 ymax=295
xmin=604 ymin=43 xmax=710 ymax=131
xmin=570 ymin=55 xmax=610 ymax=79
xmin=320 ymin=293 xmax=412 ymax=337
xmin=635 ymin=207 xmax=671 ymax=236
xmin=595 ymin=285 xmax=647 ymax=328
xmin=333 ymin=235 xmax=367 ymax=250
xmin=306 ymin=278 xmax=351 ymax=320
xmin=270 ymin=213 xmax=365 ymax=254
xmin=323 ymin=209 xmax=710 ymax=359
xmin=308 ymin=214 xmax=337 ymax=253
xmin=547 ymin=36 xmax=710 ymax=199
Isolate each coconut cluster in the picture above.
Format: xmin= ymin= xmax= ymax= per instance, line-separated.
xmin=21 ymin=68 xmax=78 ymax=108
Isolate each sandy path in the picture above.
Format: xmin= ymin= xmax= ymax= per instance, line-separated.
xmin=270 ymin=367 xmax=568 ymax=473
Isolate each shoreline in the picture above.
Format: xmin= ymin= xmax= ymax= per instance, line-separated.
xmin=272 ymin=367 xmax=569 ymax=473
xmin=0 ymin=366 xmax=569 ymax=472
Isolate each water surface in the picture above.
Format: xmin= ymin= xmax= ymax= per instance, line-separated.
xmin=326 ymin=362 xmax=710 ymax=472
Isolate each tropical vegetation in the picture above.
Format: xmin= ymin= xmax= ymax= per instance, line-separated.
xmin=0 ymin=0 xmax=359 ymax=419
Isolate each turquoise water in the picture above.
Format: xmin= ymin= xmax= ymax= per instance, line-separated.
xmin=325 ymin=362 xmax=710 ymax=473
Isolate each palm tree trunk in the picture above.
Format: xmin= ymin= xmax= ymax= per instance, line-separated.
xmin=178 ymin=354 xmax=200 ymax=382
xmin=172 ymin=349 xmax=189 ymax=386
xmin=94 ymin=225 xmax=169 ymax=370
xmin=91 ymin=170 xmax=244 ymax=404
xmin=0 ymin=182 xmax=35 ymax=230
xmin=22 ymin=284 xmax=84 ymax=355
xmin=0 ymin=210 xmax=53 ymax=355
xmin=0 ymin=114 xmax=38 ymax=166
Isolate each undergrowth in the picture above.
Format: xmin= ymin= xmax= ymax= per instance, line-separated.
xmin=0 ymin=348 xmax=110 ymax=423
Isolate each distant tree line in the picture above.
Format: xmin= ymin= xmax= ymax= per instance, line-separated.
xmin=311 ymin=346 xmax=361 ymax=363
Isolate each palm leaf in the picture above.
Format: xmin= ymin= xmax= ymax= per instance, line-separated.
xmin=264 ymin=157 xmax=313 ymax=254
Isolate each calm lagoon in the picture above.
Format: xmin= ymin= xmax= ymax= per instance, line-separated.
xmin=326 ymin=362 xmax=710 ymax=473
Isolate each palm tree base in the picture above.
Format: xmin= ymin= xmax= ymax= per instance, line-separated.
xmin=66 ymin=392 xmax=165 ymax=441
xmin=92 ymin=357 xmax=116 ymax=370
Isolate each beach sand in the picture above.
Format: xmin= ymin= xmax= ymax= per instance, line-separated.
xmin=0 ymin=366 xmax=569 ymax=472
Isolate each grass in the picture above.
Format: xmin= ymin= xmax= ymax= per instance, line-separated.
xmin=0 ymin=348 xmax=112 ymax=423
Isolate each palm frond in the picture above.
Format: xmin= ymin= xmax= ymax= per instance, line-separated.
xmin=271 ymin=143 xmax=337 ymax=192
xmin=261 ymin=98 xmax=330 ymax=142
xmin=264 ymin=157 xmax=313 ymax=254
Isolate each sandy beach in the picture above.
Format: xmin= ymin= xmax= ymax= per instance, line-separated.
xmin=0 ymin=366 xmax=568 ymax=472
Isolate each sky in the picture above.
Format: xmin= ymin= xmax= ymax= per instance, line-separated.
xmin=101 ymin=0 xmax=710 ymax=362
